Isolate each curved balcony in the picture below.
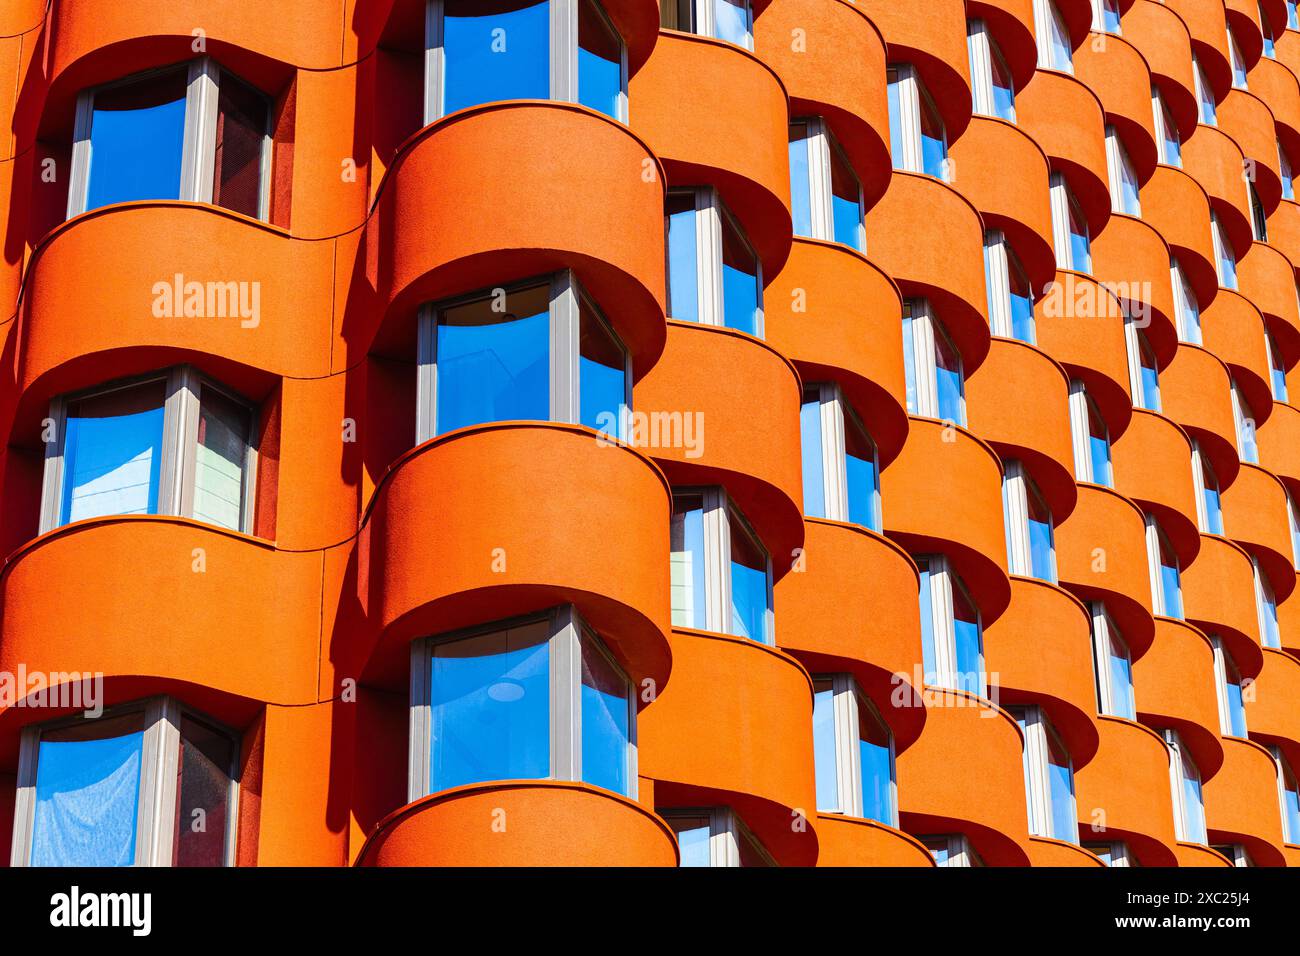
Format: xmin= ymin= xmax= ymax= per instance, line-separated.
xmin=967 ymin=338 xmax=1077 ymax=521
xmin=1122 ymin=0 xmax=1199 ymax=140
xmin=1075 ymin=716 xmax=1179 ymax=866
xmin=630 ymin=31 xmax=791 ymax=274
xmin=881 ymin=418 xmax=1012 ymax=622
xmin=896 ymin=693 xmax=1031 ymax=866
xmin=1246 ymin=647 xmax=1300 ymax=768
xmin=362 ymin=423 xmax=673 ymax=692
xmin=1134 ymin=618 xmax=1225 ymax=779
xmin=774 ymin=520 xmax=926 ymax=749
xmin=1182 ymin=535 xmax=1266 ymax=678
xmin=1141 ymin=166 xmax=1218 ymax=310
xmin=1018 ymin=70 xmax=1111 ymax=237
xmin=356 ymin=782 xmax=677 ymax=867
xmin=1182 ymin=124 xmax=1253 ymax=259
xmin=1112 ymin=409 xmax=1200 ymax=568
xmin=949 ymin=116 xmax=1056 ymax=294
xmin=1074 ymin=32 xmax=1159 ymax=182
xmin=1092 ymin=214 xmax=1178 ymax=363
xmin=1239 ymin=241 xmax=1300 ymax=365
xmin=1203 ymin=290 xmax=1273 ymax=428
xmin=1219 ymin=90 xmax=1282 ymax=211
xmin=1222 ymin=463 xmax=1297 ymax=601
xmin=0 ymin=0 xmax=43 ymax=36
xmin=965 ymin=0 xmax=1039 ymax=91
xmin=1224 ymin=0 xmax=1265 ymax=63
xmin=765 ymin=239 xmax=909 ymax=464
xmin=639 ymin=629 xmax=819 ymax=866
xmin=1204 ymin=738 xmax=1289 ymax=866
xmin=633 ymin=322 xmax=804 ymax=567
xmin=1167 ymin=0 xmax=1232 ymax=100
xmin=865 ymin=173 xmax=991 ymax=374
xmin=814 ymin=814 xmax=936 ymax=866
xmin=1160 ymin=344 xmax=1240 ymax=490
xmin=1056 ymin=484 xmax=1157 ymax=660
xmin=369 ymin=102 xmax=667 ymax=373
xmin=1282 ymin=588 xmax=1300 ymax=658
xmin=1259 ymin=399 xmax=1300 ymax=487
xmin=1253 ymin=56 xmax=1300 ymax=154
xmin=984 ymin=578 xmax=1101 ymax=766
xmin=1176 ymin=843 xmax=1233 ymax=865
xmin=753 ymin=0 xmax=891 ymax=206
xmin=1027 ymin=837 xmax=1108 ymax=867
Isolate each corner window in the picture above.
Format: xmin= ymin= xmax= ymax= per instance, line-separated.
xmin=788 ymin=118 xmax=866 ymax=251
xmin=1034 ymin=0 xmax=1075 ymax=73
xmin=902 ymin=298 xmax=966 ymax=425
xmin=1068 ymin=379 xmax=1114 ymax=486
xmin=984 ymin=230 xmax=1037 ymax=342
xmin=1283 ymin=141 xmax=1295 ymax=202
xmin=670 ymin=488 xmax=774 ymax=644
xmin=967 ymin=20 xmax=1017 ymax=123
xmin=1271 ymin=746 xmax=1300 ymax=844
xmin=1124 ymin=314 xmax=1161 ymax=412
xmin=425 ymin=0 xmax=628 ymax=123
xmin=1166 ymin=728 xmax=1208 ymax=844
xmin=416 ymin=272 xmax=630 ymax=441
xmin=69 ymin=60 xmax=271 ymax=221
xmin=1191 ymin=440 xmax=1225 ymax=535
xmin=1013 ymin=705 xmax=1078 ymax=844
xmin=799 ymin=383 xmax=882 ymax=531
xmin=1252 ymin=556 xmax=1281 ymax=649
xmin=10 ymin=699 xmax=238 ymax=867
xmin=1145 ymin=513 xmax=1183 ymax=619
xmin=665 ymin=187 xmax=763 ymax=336
xmin=812 ymin=675 xmax=898 ymax=826
xmin=1085 ymin=841 xmax=1134 ymax=866
xmin=921 ymin=833 xmax=985 ymax=866
xmin=1105 ymin=126 xmax=1142 ymax=216
xmin=1210 ymin=636 xmax=1249 ymax=738
xmin=407 ymin=607 xmax=636 ymax=799
xmin=1089 ymin=602 xmax=1136 ymax=720
xmin=1003 ymin=460 xmax=1057 ymax=582
xmin=1267 ymin=328 xmax=1289 ymax=402
xmin=661 ymin=807 xmax=774 ymax=866
xmin=1091 ymin=0 xmax=1122 ymax=33
xmin=1050 ymin=172 xmax=1092 ymax=273
xmin=887 ymin=64 xmax=949 ymax=179
xmin=41 ymin=368 xmax=257 ymax=535
xmin=1153 ymin=87 xmax=1181 ymax=167
xmin=1211 ymin=211 xmax=1238 ymax=289
xmin=1228 ymin=25 xmax=1249 ymax=89
xmin=916 ymin=553 xmax=985 ymax=696
xmin=659 ymin=0 xmax=754 ymax=49
xmin=1194 ymin=55 xmax=1218 ymax=125
xmin=1172 ymin=257 xmax=1202 ymax=344
xmin=1230 ymin=377 xmax=1259 ymax=463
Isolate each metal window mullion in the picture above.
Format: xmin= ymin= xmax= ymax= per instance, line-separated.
xmin=425 ymin=0 xmax=444 ymax=124
xmin=932 ymin=557 xmax=958 ymax=688
xmin=1209 ymin=636 xmax=1234 ymax=736
xmin=985 ymin=230 xmax=1012 ymax=337
xmin=9 ymin=726 xmax=39 ymax=866
xmin=416 ymin=305 xmax=438 ymax=443
xmin=1004 ymin=463 xmax=1031 ymax=576
xmin=408 ymin=640 xmax=432 ymax=802
xmin=67 ymin=91 xmax=94 ymax=219
xmin=898 ymin=67 xmax=924 ymax=175
xmin=915 ymin=304 xmax=940 ymax=418
xmin=1165 ymin=732 xmax=1188 ymax=841
xmin=136 ymin=698 xmax=172 ymax=866
xmin=159 ymin=368 xmax=192 ymax=518
xmin=1049 ymin=174 xmax=1072 ymax=270
xmin=38 ymin=397 xmax=68 ymax=534
xmin=968 ymin=21 xmax=994 ymax=118
xmin=807 ymin=119 xmax=833 ymax=242
xmin=551 ymin=606 xmax=580 ymax=783
xmin=711 ymin=807 xmax=740 ymax=867
xmin=1024 ymin=708 xmax=1051 ymax=837
xmin=1067 ymin=382 xmax=1092 ymax=481
xmin=698 ymin=190 xmax=723 ymax=327
xmin=834 ymin=676 xmax=864 ymax=818
xmin=697 ymin=0 xmax=715 ymax=39
xmin=182 ymin=58 xmax=219 ymax=204
xmin=1090 ymin=602 xmax=1115 ymax=715
xmin=822 ymin=385 xmax=848 ymax=522
xmin=1144 ymin=515 xmax=1165 ymax=614
xmin=551 ymin=272 xmax=580 ymax=424
xmin=709 ymin=490 xmax=733 ymax=635
xmin=1191 ymin=442 xmax=1211 ymax=532
xmin=552 ymin=0 xmax=578 ymax=105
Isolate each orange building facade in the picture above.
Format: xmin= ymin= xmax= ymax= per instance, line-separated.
xmin=0 ymin=0 xmax=1297 ymax=868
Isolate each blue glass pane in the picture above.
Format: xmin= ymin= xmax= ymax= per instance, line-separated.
xmin=579 ymin=305 xmax=627 ymax=437
xmin=429 ymin=625 xmax=550 ymax=790
xmin=1226 ymin=681 xmax=1247 ymax=737
xmin=712 ymin=0 xmax=751 ymax=45
xmin=1070 ymin=230 xmax=1092 ymax=273
xmin=1201 ymin=96 xmax=1217 ymax=125
xmin=901 ymin=312 xmax=919 ymax=413
xmin=918 ymin=564 xmax=937 ymax=677
xmin=800 ymin=397 xmax=826 ymax=518
xmin=1290 ymin=1 xmax=1299 ymax=30
xmin=992 ymin=81 xmax=1016 ymax=122
xmin=1161 ymin=563 xmax=1183 ymax=618
xmin=1285 ymin=176 xmax=1296 ymax=202
xmin=1284 ymin=785 xmax=1300 ymax=843
xmin=788 ymin=132 xmax=813 ymax=238
xmin=31 ymin=720 xmax=144 ymax=866
xmin=1029 ymin=516 xmax=1055 ymax=581
xmin=578 ymin=1 xmax=622 ymax=119
xmin=1109 ymin=649 xmax=1136 ymax=720
xmin=666 ymin=200 xmax=699 ymax=322
xmin=1139 ymin=365 xmax=1161 ymax=411
xmin=846 ymin=449 xmax=880 ymax=531
xmin=1273 ymin=366 xmax=1289 ymax=401
xmin=730 ymin=559 xmax=769 ymax=642
xmin=675 ymin=822 xmax=711 ymax=866
xmin=1048 ymin=760 xmax=1076 ymax=841
xmin=929 ymin=842 xmax=950 ymax=865
xmin=580 ymin=641 xmax=630 ymax=796
xmin=860 ymin=733 xmax=894 ymax=825
xmin=936 ymin=365 xmax=964 ymax=424
xmin=953 ymin=617 xmax=983 ymax=693
xmin=887 ymin=78 xmax=905 ymax=170
xmin=812 ymin=686 xmax=839 ymax=811
xmin=1010 ymin=290 xmax=1036 ymax=342
xmin=832 ymin=195 xmax=863 ymax=249
xmin=722 ymin=261 xmax=760 ymax=335
xmin=1261 ymin=598 xmax=1281 ymax=648
xmin=61 ymin=383 xmax=166 ymax=525
xmin=670 ymin=499 xmax=707 ymax=629
xmin=436 ymin=295 xmax=549 ymax=434
xmin=86 ymin=72 xmax=187 ymax=212
xmin=1183 ymin=772 xmax=1207 ymax=842
xmin=1103 ymin=7 xmax=1122 ymax=32
xmin=443 ymin=1 xmax=550 ymax=115
xmin=1089 ymin=435 xmax=1113 ymax=487
xmin=1204 ymin=487 xmax=1224 ymax=535
xmin=922 ymin=129 xmax=947 ymax=179
xmin=1221 ymin=249 xmax=1238 ymax=289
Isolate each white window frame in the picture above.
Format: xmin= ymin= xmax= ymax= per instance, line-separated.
xmin=888 ymin=63 xmax=948 ymax=180
xmin=1191 ymin=439 xmax=1224 ymax=534
xmin=814 ymin=674 xmax=899 ymax=825
xmin=1193 ymin=54 xmax=1218 ymax=126
xmin=416 ymin=270 xmax=631 ymax=443
xmin=1090 ymin=0 xmax=1122 ymax=34
xmin=803 ymin=382 xmax=881 ymax=530
xmin=659 ymin=0 xmax=754 ymax=50
xmin=984 ymin=229 xmax=1037 ymax=342
xmin=1003 ymin=460 xmax=1057 ymax=582
xmin=1282 ymin=140 xmax=1295 ymax=201
xmin=921 ymin=833 xmax=985 ymax=866
xmin=424 ymin=0 xmax=629 ymax=125
xmin=68 ymin=58 xmax=272 ymax=222
xmin=11 ymin=697 xmax=240 ymax=867
xmin=1034 ymin=0 xmax=1075 ymax=74
xmin=1266 ymin=327 xmax=1288 ymax=402
xmin=1250 ymin=183 xmax=1269 ymax=243
xmin=1084 ymin=841 xmax=1134 ymax=866
xmin=407 ymin=605 xmax=637 ymax=803
xmin=789 ymin=117 xmax=865 ymax=250
xmin=1269 ymin=745 xmax=1300 ymax=844
xmin=1068 ymin=379 xmax=1113 ymax=485
xmin=1230 ymin=377 xmax=1258 ymax=463
xmin=1124 ymin=312 xmax=1161 ymax=412
xmin=1165 ymin=728 xmax=1208 ymax=844
xmin=1228 ymin=24 xmax=1249 ymax=89
xmin=40 ymin=367 xmax=258 ymax=536
xmin=1172 ymin=257 xmax=1202 ymax=344
xmin=1105 ymin=126 xmax=1142 ymax=216
xmin=902 ymin=298 xmax=966 ymax=425
xmin=1013 ymin=704 xmax=1078 ymax=843
xmin=917 ymin=553 xmax=985 ymax=696
xmin=967 ymin=19 xmax=1016 ymax=122
xmin=1209 ymin=634 xmax=1248 ymax=737
xmin=1286 ymin=489 xmax=1300 ymax=571
xmin=1152 ymin=86 xmax=1181 ymax=168
xmin=665 ymin=186 xmax=765 ymax=336
xmin=1252 ymin=555 xmax=1281 ymax=649
xmin=1263 ymin=3 xmax=1278 ymax=59
xmin=1211 ymin=211 xmax=1238 ymax=289
xmin=1144 ymin=513 xmax=1182 ymax=619
xmin=1050 ymin=172 xmax=1091 ymax=272
xmin=1089 ymin=601 xmax=1136 ymax=719
xmin=661 ymin=807 xmax=774 ymax=867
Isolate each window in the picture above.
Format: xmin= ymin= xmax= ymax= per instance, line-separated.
xmin=800 ymin=383 xmax=882 ymax=531
xmin=670 ymin=488 xmax=774 ymax=644
xmin=10 ymin=699 xmax=238 ymax=867
xmin=1263 ymin=3 xmax=1278 ymax=59
xmin=1050 ymin=172 xmax=1092 ymax=272
xmin=902 ymin=299 xmax=966 ymax=425
xmin=1172 ymin=257 xmax=1202 ymax=344
xmin=1287 ymin=489 xmax=1300 ymax=571
xmin=1085 ymin=841 xmax=1134 ymax=866
xmin=660 ymin=808 xmax=774 ymax=866
xmin=1034 ymin=0 xmax=1074 ymax=73
xmin=812 ymin=675 xmax=898 ymax=825
xmin=1253 ymin=556 xmax=1281 ymax=649
xmin=1166 ymin=729 xmax=1207 ymax=844
xmin=1229 ymin=25 xmax=1249 ymax=89
xmin=69 ymin=60 xmax=271 ymax=221
xmin=887 ymin=64 xmax=949 ymax=179
xmin=916 ymin=553 xmax=985 ymax=696
xmin=1283 ymin=141 xmax=1296 ymax=202
xmin=968 ymin=20 xmax=1017 ymax=122
xmin=1210 ymin=636 xmax=1249 ymax=738
xmin=984 ymin=230 xmax=1037 ymax=342
xmin=1153 ymin=87 xmax=1181 ymax=167
xmin=40 ymin=368 xmax=257 ymax=535
xmin=1068 ymin=379 xmax=1114 ymax=486
xmin=1105 ymin=126 xmax=1142 ymax=216
xmin=788 ymin=118 xmax=865 ymax=251
xmin=1211 ymin=212 xmax=1238 ymax=289
xmin=921 ymin=833 xmax=985 ymax=866
xmin=1267 ymin=327 xmax=1288 ymax=402
xmin=1091 ymin=0 xmax=1121 ymax=33
xmin=1213 ymin=843 xmax=1255 ymax=866
xmin=665 ymin=187 xmax=763 ymax=336
xmin=1003 ymin=460 xmax=1057 ymax=582
xmin=1250 ymin=184 xmax=1269 ymax=243
xmin=408 ymin=606 xmax=636 ymax=799
xmin=425 ymin=0 xmax=628 ymax=123
xmin=1124 ymin=314 xmax=1161 ymax=412
xmin=416 ymin=272 xmax=630 ymax=441
xmin=1013 ymin=705 xmax=1078 ymax=844
xmin=1230 ymin=377 xmax=1259 ymax=463
xmin=1271 ymin=746 xmax=1300 ymax=844
xmin=1145 ymin=513 xmax=1184 ymax=619
xmin=659 ymin=0 xmax=754 ymax=49
xmin=1089 ymin=602 xmax=1136 ymax=720
xmin=1191 ymin=441 xmax=1225 ymax=535
xmin=1193 ymin=54 xmax=1217 ymax=125
xmin=1290 ymin=0 xmax=1299 ymax=30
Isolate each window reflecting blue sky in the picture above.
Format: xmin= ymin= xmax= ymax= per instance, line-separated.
xmin=86 ymin=71 xmax=187 ymax=212
xmin=443 ymin=1 xmax=550 ymax=115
